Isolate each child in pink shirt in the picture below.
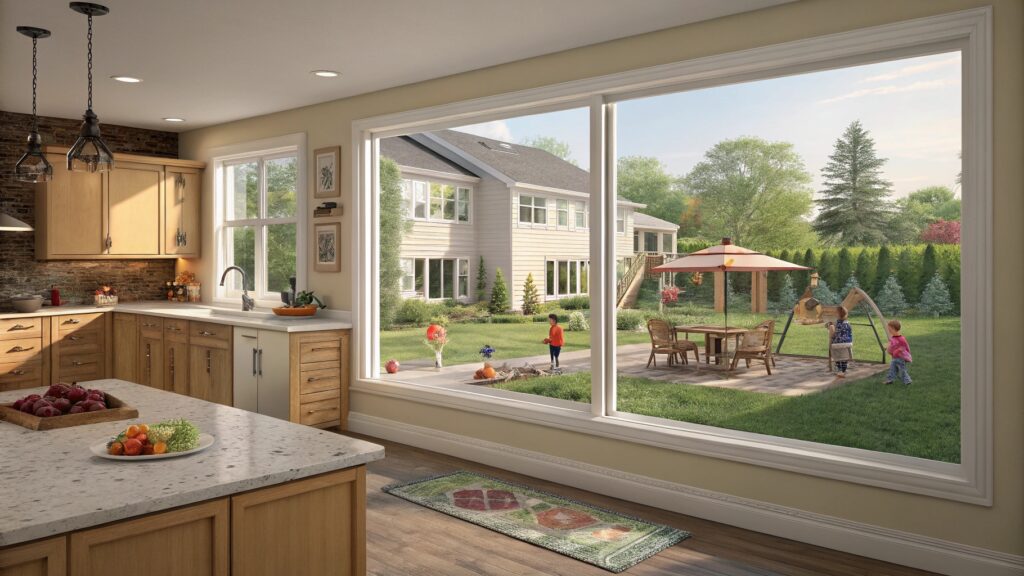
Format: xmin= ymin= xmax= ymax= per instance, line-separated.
xmin=884 ymin=319 xmax=912 ymax=385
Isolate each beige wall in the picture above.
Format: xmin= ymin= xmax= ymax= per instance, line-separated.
xmin=179 ymin=0 xmax=1023 ymax=554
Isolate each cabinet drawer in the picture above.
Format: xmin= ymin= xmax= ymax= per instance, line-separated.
xmin=59 ymin=353 xmax=104 ymax=380
xmin=60 ymin=328 xmax=104 ymax=354
xmin=299 ymin=395 xmax=341 ymax=426
xmin=0 ymin=360 xmax=44 ymax=391
xmin=0 ymin=337 xmax=43 ymax=364
xmin=57 ymin=313 xmax=105 ymax=333
xmin=138 ymin=316 xmax=164 ymax=338
xmin=190 ymin=321 xmax=230 ymax=349
xmin=299 ymin=367 xmax=340 ymax=395
xmin=164 ymin=318 xmax=188 ymax=342
xmin=0 ymin=317 xmax=43 ymax=340
xmin=298 ymin=340 xmax=340 ymax=364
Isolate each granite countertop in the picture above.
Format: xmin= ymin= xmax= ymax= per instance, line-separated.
xmin=0 ymin=301 xmax=353 ymax=332
xmin=0 ymin=380 xmax=384 ymax=547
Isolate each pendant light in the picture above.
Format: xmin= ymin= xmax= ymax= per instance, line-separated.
xmin=66 ymin=2 xmax=114 ymax=173
xmin=14 ymin=27 xmax=52 ymax=184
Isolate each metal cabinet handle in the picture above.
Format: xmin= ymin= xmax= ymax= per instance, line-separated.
xmin=64 ymin=319 xmax=81 ymax=325
xmin=68 ymin=335 xmax=82 ymax=341
xmin=142 ymin=322 xmax=158 ymax=328
xmin=168 ymin=326 xmax=182 ymax=332
xmin=169 ymin=347 xmax=175 ymax=379
xmin=306 ymin=407 xmax=335 ymax=414
xmin=310 ymin=347 xmax=335 ymax=352
xmin=72 ymin=360 xmax=83 ymax=366
xmin=105 ymin=235 xmax=112 ymax=251
xmin=257 ymin=348 xmax=263 ymax=376
xmin=252 ymin=348 xmax=257 ymax=376
xmin=8 ymin=369 xmax=27 ymax=376
xmin=206 ymin=350 xmax=212 ymax=374
xmin=199 ymin=330 xmax=216 ymax=337
xmin=9 ymin=345 xmax=34 ymax=353
xmin=306 ymin=376 xmax=323 ymax=382
xmin=9 ymin=324 xmax=32 ymax=331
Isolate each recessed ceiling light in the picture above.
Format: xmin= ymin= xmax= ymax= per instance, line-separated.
xmin=111 ymin=75 xmax=142 ymax=83
xmin=311 ymin=70 xmax=339 ymax=78
xmin=162 ymin=117 xmax=185 ymax=123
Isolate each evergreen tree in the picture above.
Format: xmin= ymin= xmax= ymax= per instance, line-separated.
xmin=876 ymin=275 xmax=909 ymax=316
xmin=813 ymin=121 xmax=893 ymax=245
xmin=475 ymin=256 xmax=488 ymax=302
xmin=942 ymin=259 xmax=961 ymax=314
xmin=855 ymin=249 xmax=876 ymax=295
xmin=489 ymin=268 xmax=510 ymax=314
xmin=768 ymin=249 xmax=789 ymax=301
xmin=378 ymin=158 xmax=409 ymax=329
xmin=788 ymin=250 xmax=807 ymax=295
xmin=521 ymin=273 xmax=540 ymax=315
xmin=818 ymin=250 xmax=839 ymax=289
xmin=920 ymin=244 xmax=938 ymax=293
xmin=841 ymin=275 xmax=860 ymax=299
xmin=812 ymin=278 xmax=839 ymax=306
xmin=775 ymin=274 xmax=799 ymax=313
xmin=837 ymin=248 xmax=854 ymax=288
xmin=803 ymin=248 xmax=817 ymax=269
xmin=918 ymin=273 xmax=954 ymax=317
xmin=874 ymin=246 xmax=893 ymax=296
xmin=896 ymin=248 xmax=920 ymax=304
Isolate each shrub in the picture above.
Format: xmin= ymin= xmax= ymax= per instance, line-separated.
xmin=396 ymin=299 xmax=433 ymax=326
xmin=616 ymin=310 xmax=646 ymax=331
xmin=489 ymin=314 xmax=531 ymax=324
xmin=475 ymin=256 xmax=488 ymax=301
xmin=876 ymin=275 xmax=909 ymax=316
xmin=812 ymin=278 xmax=840 ymax=306
xmin=489 ymin=268 xmax=510 ymax=314
xmin=841 ymin=275 xmax=860 ymax=296
xmin=918 ymin=273 xmax=954 ymax=316
xmin=559 ymin=295 xmax=591 ymax=310
xmin=429 ymin=315 xmax=450 ymax=327
xmin=521 ymin=273 xmax=540 ymax=315
xmin=566 ymin=311 xmax=589 ymax=332
xmin=772 ymin=275 xmax=798 ymax=314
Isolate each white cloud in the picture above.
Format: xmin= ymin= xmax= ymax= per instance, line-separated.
xmin=859 ymin=54 xmax=960 ymax=83
xmin=817 ymin=78 xmax=958 ymax=104
xmin=454 ymin=120 xmax=514 ymax=142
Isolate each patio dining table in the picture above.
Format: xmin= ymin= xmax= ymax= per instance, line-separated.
xmin=673 ymin=325 xmax=749 ymax=366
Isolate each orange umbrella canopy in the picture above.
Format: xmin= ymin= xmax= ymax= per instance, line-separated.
xmin=652 ymin=238 xmax=811 ymax=273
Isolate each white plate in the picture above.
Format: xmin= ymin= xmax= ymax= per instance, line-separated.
xmin=90 ymin=433 xmax=215 ymax=461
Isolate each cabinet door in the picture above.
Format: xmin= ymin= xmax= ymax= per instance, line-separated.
xmin=164 ymin=340 xmax=189 ymax=395
xmin=165 ymin=168 xmax=201 ymax=257
xmin=232 ymin=328 xmax=259 ymax=413
xmin=0 ymin=535 xmax=66 ymax=576
xmin=112 ymin=313 xmax=138 ymax=381
xmin=70 ymin=499 xmax=228 ymax=576
xmin=231 ymin=468 xmax=365 ymax=576
xmin=41 ymin=153 xmax=104 ymax=256
xmin=257 ymin=331 xmax=290 ymax=420
xmin=189 ymin=344 xmax=231 ymax=405
xmin=138 ymin=334 xmax=164 ymax=390
xmin=107 ymin=163 xmax=162 ymax=255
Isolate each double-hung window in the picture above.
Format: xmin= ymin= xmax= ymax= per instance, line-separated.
xmin=573 ymin=201 xmax=587 ymax=230
xmin=616 ymin=208 xmax=626 ymax=234
xmin=519 ymin=195 xmax=547 ymax=225
xmin=219 ymin=148 xmax=302 ymax=303
xmin=403 ymin=180 xmax=428 ymax=218
xmin=556 ymin=199 xmax=569 ymax=228
xmin=406 ymin=180 xmax=467 ymax=222
xmin=662 ymin=233 xmax=674 ymax=253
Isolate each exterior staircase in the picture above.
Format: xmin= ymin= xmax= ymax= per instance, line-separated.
xmin=616 ymin=252 xmax=649 ymax=309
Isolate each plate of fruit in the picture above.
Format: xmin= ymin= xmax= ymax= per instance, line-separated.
xmin=90 ymin=419 xmax=214 ymax=461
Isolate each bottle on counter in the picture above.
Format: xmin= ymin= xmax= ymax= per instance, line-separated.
xmin=166 ymin=281 xmax=174 ymax=301
xmin=50 ymin=285 xmax=60 ymax=307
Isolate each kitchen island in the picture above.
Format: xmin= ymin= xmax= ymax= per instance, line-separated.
xmin=0 ymin=379 xmax=384 ymax=576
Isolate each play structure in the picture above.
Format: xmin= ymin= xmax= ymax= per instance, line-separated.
xmin=776 ymin=282 xmax=889 ymax=366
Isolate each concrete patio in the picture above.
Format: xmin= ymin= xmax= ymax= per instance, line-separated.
xmin=381 ymin=343 xmax=888 ymax=397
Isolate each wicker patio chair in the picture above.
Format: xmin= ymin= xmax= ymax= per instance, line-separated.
xmin=646 ymin=319 xmax=700 ymax=368
xmin=729 ymin=319 xmax=776 ymax=375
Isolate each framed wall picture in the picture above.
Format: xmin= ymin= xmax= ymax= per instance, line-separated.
xmin=315 ymin=222 xmax=341 ymax=272
xmin=314 ymin=146 xmax=341 ymax=198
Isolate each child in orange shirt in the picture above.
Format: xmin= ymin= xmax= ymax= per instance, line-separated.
xmin=543 ymin=313 xmax=565 ymax=369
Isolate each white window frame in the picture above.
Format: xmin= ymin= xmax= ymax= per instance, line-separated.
xmin=403 ymin=178 xmax=470 ymax=223
xmin=353 ymin=9 xmax=993 ymax=505
xmin=555 ymin=199 xmax=570 ymax=229
xmin=404 ymin=257 xmax=469 ymax=301
xmin=616 ymin=208 xmax=626 ymax=234
xmin=211 ymin=133 xmax=307 ymax=308
xmin=573 ymin=200 xmax=588 ymax=230
xmin=518 ymin=194 xmax=548 ymax=226
xmin=662 ymin=233 xmax=674 ymax=254
xmin=546 ymin=259 xmax=589 ymax=298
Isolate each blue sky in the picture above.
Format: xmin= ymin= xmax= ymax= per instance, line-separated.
xmin=456 ymin=51 xmax=961 ymax=198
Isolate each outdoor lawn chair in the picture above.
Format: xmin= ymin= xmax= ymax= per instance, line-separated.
xmin=646 ymin=319 xmax=700 ymax=368
xmin=730 ymin=319 xmax=776 ymax=375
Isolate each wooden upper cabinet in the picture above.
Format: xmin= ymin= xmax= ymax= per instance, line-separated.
xmin=165 ymin=168 xmax=201 ymax=257
xmin=35 ymin=147 xmax=204 ymax=260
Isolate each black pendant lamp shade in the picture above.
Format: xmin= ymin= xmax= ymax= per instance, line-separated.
xmin=14 ymin=26 xmax=53 ymax=184
xmin=67 ymin=2 xmax=114 ymax=173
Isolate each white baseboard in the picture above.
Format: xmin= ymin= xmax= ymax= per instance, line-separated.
xmin=350 ymin=412 xmax=1023 ymax=576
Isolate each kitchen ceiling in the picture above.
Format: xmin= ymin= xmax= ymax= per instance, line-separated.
xmin=0 ymin=0 xmax=791 ymax=132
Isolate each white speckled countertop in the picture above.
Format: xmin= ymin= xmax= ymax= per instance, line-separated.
xmin=0 ymin=380 xmax=383 ymax=547
xmin=0 ymin=301 xmax=352 ymax=332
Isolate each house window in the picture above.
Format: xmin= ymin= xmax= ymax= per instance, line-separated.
xmin=662 ymin=233 xmax=674 ymax=253
xmin=616 ymin=208 xmax=626 ymax=234
xmin=556 ymin=199 xmax=569 ymax=227
xmin=458 ymin=259 xmax=470 ymax=297
xmin=644 ymin=232 xmax=659 ymax=252
xmin=404 ymin=257 xmax=468 ymax=299
xmin=574 ymin=201 xmax=587 ymax=229
xmin=403 ymin=179 xmax=428 ymax=218
xmin=400 ymin=258 xmax=419 ymax=293
xmin=405 ymin=180 xmax=467 ymax=222
xmin=457 ymin=188 xmax=470 ymax=222
xmin=633 ymin=231 xmax=639 ymax=252
xmin=519 ymin=195 xmax=547 ymax=225
xmin=546 ymin=259 xmax=589 ymax=297
xmin=219 ymin=148 xmax=302 ymax=303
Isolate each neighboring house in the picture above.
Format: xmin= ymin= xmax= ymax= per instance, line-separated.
xmin=381 ymin=130 xmax=678 ymax=310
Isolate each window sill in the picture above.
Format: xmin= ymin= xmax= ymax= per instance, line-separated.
xmin=352 ymin=376 xmax=987 ymax=505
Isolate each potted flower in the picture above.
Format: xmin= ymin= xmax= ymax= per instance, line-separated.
xmin=424 ymin=324 xmax=448 ymax=369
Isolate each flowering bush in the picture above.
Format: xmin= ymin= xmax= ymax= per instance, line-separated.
xmin=660 ymin=286 xmax=680 ymax=305
xmin=479 ymin=344 xmax=495 ymax=359
xmin=920 ymin=219 xmax=960 ymax=244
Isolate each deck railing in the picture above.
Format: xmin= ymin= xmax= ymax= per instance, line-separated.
xmin=616 ymin=252 xmax=649 ymax=306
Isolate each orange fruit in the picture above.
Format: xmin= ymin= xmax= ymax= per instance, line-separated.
xmin=153 ymin=442 xmax=167 ymax=455
xmin=138 ymin=423 xmax=149 ymax=434
xmin=125 ymin=425 xmax=140 ymax=438
xmin=107 ymin=442 xmax=124 ymax=456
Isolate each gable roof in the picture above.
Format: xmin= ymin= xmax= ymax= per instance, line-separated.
xmin=633 ymin=212 xmax=680 ymax=231
xmin=379 ymin=135 xmax=477 ymax=177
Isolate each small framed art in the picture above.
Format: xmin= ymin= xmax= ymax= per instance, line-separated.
xmin=315 ymin=222 xmax=341 ymax=272
xmin=314 ymin=146 xmax=341 ymax=198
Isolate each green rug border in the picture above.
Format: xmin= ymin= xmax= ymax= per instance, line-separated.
xmin=382 ymin=470 xmax=691 ymax=573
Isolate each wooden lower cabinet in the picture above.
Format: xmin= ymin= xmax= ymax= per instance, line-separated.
xmin=138 ymin=333 xmax=164 ymax=390
xmin=0 ymin=536 xmax=65 ymax=576
xmin=111 ymin=313 xmax=137 ymax=382
xmin=69 ymin=499 xmax=228 ymax=576
xmin=50 ymin=314 xmax=109 ymax=384
xmin=189 ymin=344 xmax=232 ymax=405
xmin=164 ymin=340 xmax=189 ymax=395
xmin=231 ymin=468 xmax=365 ymax=576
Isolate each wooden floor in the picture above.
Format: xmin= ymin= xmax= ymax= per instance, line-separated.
xmin=358 ymin=434 xmax=937 ymax=576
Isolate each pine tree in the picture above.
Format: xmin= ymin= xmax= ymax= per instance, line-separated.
xmin=896 ymin=248 xmax=920 ymax=304
xmin=813 ymin=121 xmax=893 ymax=245
xmin=943 ymin=259 xmax=961 ymax=314
xmin=769 ymin=250 xmax=789 ymax=302
xmin=521 ymin=273 xmax=540 ymax=315
xmin=475 ymin=256 xmax=488 ymax=302
xmin=837 ymin=248 xmax=854 ymax=287
xmin=818 ymin=250 xmax=838 ymax=289
xmin=874 ymin=245 xmax=893 ymax=296
xmin=489 ymin=268 xmax=510 ymax=314
xmin=775 ymin=274 xmax=799 ymax=313
xmin=918 ymin=273 xmax=954 ymax=317
xmin=920 ymin=244 xmax=938 ymax=293
xmin=876 ymin=275 xmax=909 ymax=316
xmin=855 ymin=249 xmax=876 ymax=295
xmin=812 ymin=278 xmax=839 ymax=306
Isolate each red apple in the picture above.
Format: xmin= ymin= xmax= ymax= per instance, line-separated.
xmin=12 ymin=398 xmax=24 ymax=410
xmin=85 ymin=402 xmax=105 ymax=412
xmin=385 ymin=359 xmax=400 ymax=374
xmin=32 ymin=398 xmax=52 ymax=412
xmin=53 ymin=398 xmax=72 ymax=413
xmin=68 ymin=404 xmax=86 ymax=414
xmin=66 ymin=387 xmax=87 ymax=403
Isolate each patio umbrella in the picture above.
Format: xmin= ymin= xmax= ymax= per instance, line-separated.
xmin=651 ymin=237 xmax=811 ymax=328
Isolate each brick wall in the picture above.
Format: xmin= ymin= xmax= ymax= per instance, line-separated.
xmin=0 ymin=111 xmax=179 ymax=306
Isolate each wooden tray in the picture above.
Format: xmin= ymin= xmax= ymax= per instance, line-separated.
xmin=0 ymin=393 xmax=138 ymax=431
xmin=272 ymin=305 xmax=318 ymax=317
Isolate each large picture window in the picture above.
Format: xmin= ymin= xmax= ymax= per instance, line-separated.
xmin=546 ymin=260 xmax=589 ymax=297
xmin=401 ymin=257 xmax=469 ymax=300
xmin=404 ymin=179 xmax=470 ymax=222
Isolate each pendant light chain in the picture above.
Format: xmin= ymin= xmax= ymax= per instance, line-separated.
xmin=31 ymin=36 xmax=38 ymax=132
xmin=87 ymin=14 xmax=93 ymax=110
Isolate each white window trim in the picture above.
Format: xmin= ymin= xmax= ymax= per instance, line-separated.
xmin=573 ymin=200 xmax=588 ymax=231
xmin=545 ymin=259 xmax=589 ymax=298
xmin=404 ymin=178 xmax=472 ymax=224
xmin=402 ymin=257 xmax=470 ymax=301
xmin=353 ymin=8 xmax=992 ymax=505
xmin=517 ymin=194 xmax=549 ymax=228
xmin=210 ymin=133 xmax=307 ymax=308
xmin=555 ymin=199 xmax=570 ymax=230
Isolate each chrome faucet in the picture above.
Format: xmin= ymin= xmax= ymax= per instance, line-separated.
xmin=219 ymin=266 xmax=255 ymax=311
